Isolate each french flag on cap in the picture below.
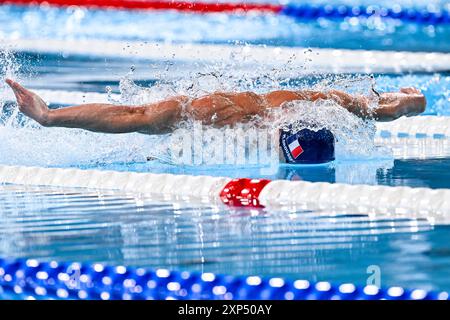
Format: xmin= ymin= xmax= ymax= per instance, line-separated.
xmin=287 ymin=134 xmax=304 ymax=159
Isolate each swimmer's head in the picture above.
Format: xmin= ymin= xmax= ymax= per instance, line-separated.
xmin=279 ymin=127 xmax=335 ymax=164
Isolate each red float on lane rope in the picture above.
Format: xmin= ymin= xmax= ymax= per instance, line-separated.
xmin=1 ymin=0 xmax=283 ymax=13
xmin=219 ymin=178 xmax=271 ymax=207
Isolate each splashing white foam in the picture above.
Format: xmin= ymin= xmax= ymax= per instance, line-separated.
xmin=113 ymin=64 xmax=389 ymax=164
xmin=157 ymin=101 xmax=391 ymax=167
xmin=0 ymin=50 xmax=21 ymax=127
xmin=0 ymin=48 xmax=391 ymax=167
xmin=268 ymin=99 xmax=390 ymax=160
xmin=0 ymin=125 xmax=163 ymax=167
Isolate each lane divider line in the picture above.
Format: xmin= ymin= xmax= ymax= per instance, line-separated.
xmin=35 ymin=89 xmax=118 ymax=105
xmin=1 ymin=165 xmax=450 ymax=223
xmin=1 ymin=257 xmax=447 ymax=300
xmin=2 ymin=38 xmax=450 ymax=73
xmin=376 ymin=116 xmax=450 ymax=139
xmin=2 ymin=1 xmax=450 ymax=25
xmin=1 ymin=0 xmax=283 ymax=13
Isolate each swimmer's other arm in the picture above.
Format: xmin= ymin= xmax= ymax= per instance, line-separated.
xmin=263 ymin=88 xmax=426 ymax=121
xmin=6 ymin=79 xmax=426 ymax=134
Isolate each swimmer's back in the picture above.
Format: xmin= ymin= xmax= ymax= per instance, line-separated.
xmin=187 ymin=91 xmax=267 ymax=127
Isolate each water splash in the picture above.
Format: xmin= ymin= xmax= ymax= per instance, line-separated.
xmin=0 ymin=52 xmax=161 ymax=166
xmin=0 ymin=125 xmax=163 ymax=167
xmin=0 ymin=47 xmax=390 ymax=167
xmin=114 ymin=57 xmax=388 ymax=164
xmin=0 ymin=50 xmax=21 ymax=127
xmin=267 ymin=99 xmax=388 ymax=160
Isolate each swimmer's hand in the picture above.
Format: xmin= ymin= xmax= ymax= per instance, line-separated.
xmin=375 ymin=87 xmax=426 ymax=121
xmin=5 ymin=79 xmax=51 ymax=126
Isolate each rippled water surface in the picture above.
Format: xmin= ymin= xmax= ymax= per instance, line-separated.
xmin=1 ymin=1 xmax=450 ymax=298
xmin=0 ymin=184 xmax=449 ymax=293
xmin=1 ymin=51 xmax=449 ymax=297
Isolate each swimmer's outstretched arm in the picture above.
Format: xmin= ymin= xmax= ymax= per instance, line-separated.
xmin=6 ymin=79 xmax=186 ymax=134
xmin=6 ymin=79 xmax=426 ymax=134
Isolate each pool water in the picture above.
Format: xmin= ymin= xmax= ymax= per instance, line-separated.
xmin=9 ymin=52 xmax=450 ymax=116
xmin=1 ymin=51 xmax=450 ymax=294
xmin=1 ymin=2 xmax=450 ymax=298
xmin=1 ymin=2 xmax=450 ymax=51
xmin=0 ymin=184 xmax=449 ymax=293
xmin=79 ymin=158 xmax=450 ymax=189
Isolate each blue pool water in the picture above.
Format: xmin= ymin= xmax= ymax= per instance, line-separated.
xmin=0 ymin=184 xmax=449 ymax=293
xmin=1 ymin=50 xmax=450 ymax=295
xmin=8 ymin=52 xmax=450 ymax=115
xmin=1 ymin=2 xmax=450 ymax=298
xmin=79 ymin=158 xmax=450 ymax=189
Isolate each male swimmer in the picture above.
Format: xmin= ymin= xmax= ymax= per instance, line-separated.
xmin=5 ymin=79 xmax=426 ymax=164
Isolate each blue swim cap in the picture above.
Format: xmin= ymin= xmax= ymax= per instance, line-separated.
xmin=279 ymin=127 xmax=335 ymax=164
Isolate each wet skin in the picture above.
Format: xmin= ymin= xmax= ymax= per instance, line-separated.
xmin=6 ymin=79 xmax=426 ymax=135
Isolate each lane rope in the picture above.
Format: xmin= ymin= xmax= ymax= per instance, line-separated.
xmin=0 ymin=0 xmax=283 ymax=13
xmin=2 ymin=38 xmax=450 ymax=74
xmin=376 ymin=116 xmax=450 ymax=139
xmin=1 ymin=257 xmax=447 ymax=300
xmin=2 ymin=1 xmax=449 ymax=300
xmin=2 ymin=0 xmax=450 ymax=25
xmin=0 ymin=165 xmax=450 ymax=223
